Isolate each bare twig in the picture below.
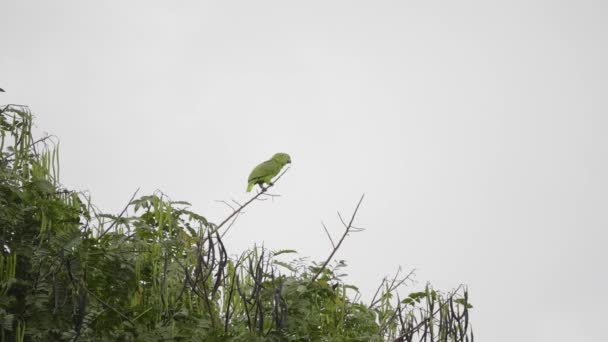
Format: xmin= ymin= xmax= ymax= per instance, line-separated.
xmin=215 ymin=200 xmax=237 ymax=211
xmin=84 ymin=287 xmax=135 ymax=326
xmin=311 ymin=194 xmax=365 ymax=282
xmin=219 ymin=212 xmax=242 ymax=239
xmin=201 ymin=167 xmax=290 ymax=244
xmin=369 ymin=268 xmax=416 ymax=309
xmin=321 ymin=222 xmax=336 ymax=249
xmin=392 ymin=285 xmax=465 ymax=342
xmin=99 ymin=188 xmax=140 ymax=238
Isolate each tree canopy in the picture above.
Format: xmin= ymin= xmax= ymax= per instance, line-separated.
xmin=0 ymin=104 xmax=472 ymax=341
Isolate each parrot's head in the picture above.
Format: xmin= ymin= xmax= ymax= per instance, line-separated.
xmin=272 ymin=153 xmax=291 ymax=165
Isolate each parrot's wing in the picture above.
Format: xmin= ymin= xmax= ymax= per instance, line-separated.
xmin=248 ymin=160 xmax=280 ymax=184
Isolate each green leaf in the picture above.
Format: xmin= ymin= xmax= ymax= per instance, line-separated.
xmin=408 ymin=291 xmax=427 ymax=300
xmin=170 ymin=200 xmax=191 ymax=206
xmin=343 ymin=284 xmax=359 ymax=292
xmin=274 ymin=261 xmax=296 ymax=272
xmin=273 ymin=249 xmax=298 ymax=256
xmin=401 ymin=298 xmax=415 ymax=306
xmin=454 ymin=298 xmax=474 ymax=309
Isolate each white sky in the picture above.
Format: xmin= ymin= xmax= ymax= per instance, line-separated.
xmin=2 ymin=1 xmax=607 ymax=340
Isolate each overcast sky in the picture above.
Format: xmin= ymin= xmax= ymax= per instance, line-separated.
xmin=2 ymin=1 xmax=607 ymax=340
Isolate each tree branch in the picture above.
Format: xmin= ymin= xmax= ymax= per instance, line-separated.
xmin=392 ymin=285 xmax=465 ymax=342
xmin=98 ymin=188 xmax=140 ymax=238
xmin=311 ymin=194 xmax=365 ymax=282
xmin=201 ymin=167 xmax=290 ymax=244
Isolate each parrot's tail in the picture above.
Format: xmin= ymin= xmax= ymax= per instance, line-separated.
xmin=246 ymin=183 xmax=254 ymax=192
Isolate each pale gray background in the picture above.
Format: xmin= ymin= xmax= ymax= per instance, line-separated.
xmin=1 ymin=1 xmax=607 ymax=340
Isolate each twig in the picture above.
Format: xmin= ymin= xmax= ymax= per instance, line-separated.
xmin=4 ymin=134 xmax=57 ymax=159
xmin=369 ymin=268 xmax=416 ymax=309
xmin=311 ymin=194 xmax=365 ymax=282
xmin=392 ymin=285 xmax=465 ymax=342
xmin=99 ymin=188 xmax=140 ymax=238
xmin=321 ymin=222 xmax=336 ymax=249
xmin=369 ymin=277 xmax=388 ymax=310
xmin=215 ymin=200 xmax=236 ymax=211
xmin=84 ymin=287 xmax=135 ymax=326
xmin=219 ymin=212 xmax=242 ymax=239
xmin=65 ymin=257 xmax=135 ymax=327
xmin=201 ymin=167 xmax=290 ymax=244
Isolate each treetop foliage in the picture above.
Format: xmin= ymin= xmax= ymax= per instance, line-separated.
xmin=0 ymin=104 xmax=472 ymax=341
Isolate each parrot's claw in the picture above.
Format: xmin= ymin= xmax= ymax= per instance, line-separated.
xmin=260 ymin=182 xmax=273 ymax=192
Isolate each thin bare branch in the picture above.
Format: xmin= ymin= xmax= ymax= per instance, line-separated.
xmin=337 ymin=212 xmax=348 ymax=228
xmin=369 ymin=268 xmax=416 ymax=309
xmin=219 ymin=211 xmax=242 ymax=239
xmin=99 ymin=188 xmax=140 ymax=238
xmin=215 ymin=200 xmax=237 ymax=211
xmin=392 ymin=285 xmax=465 ymax=342
xmin=311 ymin=194 xmax=365 ymax=282
xmin=321 ymin=222 xmax=336 ymax=249
xmin=201 ymin=167 xmax=290 ymax=244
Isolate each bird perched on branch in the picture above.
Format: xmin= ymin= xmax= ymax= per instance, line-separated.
xmin=246 ymin=153 xmax=291 ymax=192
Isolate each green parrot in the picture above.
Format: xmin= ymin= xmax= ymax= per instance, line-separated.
xmin=246 ymin=153 xmax=291 ymax=192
